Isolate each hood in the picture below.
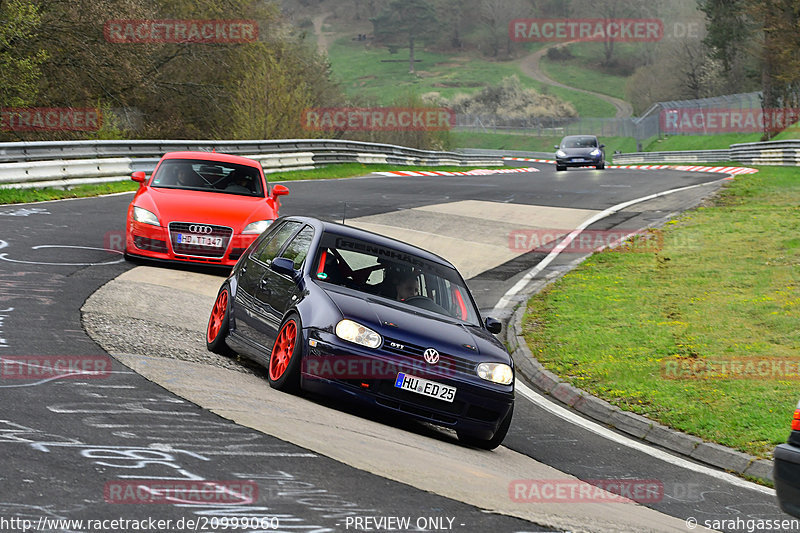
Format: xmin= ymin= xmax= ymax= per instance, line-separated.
xmin=322 ymin=284 xmax=510 ymax=363
xmin=137 ymin=187 xmax=275 ymax=230
xmin=560 ymin=146 xmax=600 ymax=156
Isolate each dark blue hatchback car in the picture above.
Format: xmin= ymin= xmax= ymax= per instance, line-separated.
xmin=206 ymin=216 xmax=515 ymax=449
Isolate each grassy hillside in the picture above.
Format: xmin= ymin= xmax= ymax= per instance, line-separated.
xmin=539 ymin=43 xmax=633 ymax=101
xmin=326 ymin=36 xmax=618 ymax=118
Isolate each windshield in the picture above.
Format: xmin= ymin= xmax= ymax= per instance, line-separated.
xmin=561 ymin=137 xmax=598 ymax=149
xmin=313 ymin=232 xmax=481 ymax=326
xmin=151 ymin=159 xmax=264 ymax=197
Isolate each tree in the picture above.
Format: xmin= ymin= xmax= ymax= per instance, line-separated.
xmin=0 ymin=0 xmax=46 ymax=108
xmin=371 ymin=0 xmax=438 ymax=74
xmin=479 ymin=0 xmax=526 ymax=58
xmin=570 ymin=0 xmax=653 ymax=66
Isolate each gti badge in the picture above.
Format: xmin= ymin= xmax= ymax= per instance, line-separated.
xmin=423 ymin=348 xmax=440 ymax=364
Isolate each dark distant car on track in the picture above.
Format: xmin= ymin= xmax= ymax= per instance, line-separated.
xmin=774 ymin=399 xmax=800 ymax=517
xmin=125 ymin=151 xmax=289 ymax=267
xmin=206 ymin=216 xmax=515 ymax=449
xmin=555 ymin=135 xmax=605 ymax=171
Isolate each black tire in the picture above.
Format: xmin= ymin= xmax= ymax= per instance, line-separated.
xmin=206 ymin=286 xmax=235 ymax=357
xmin=267 ymin=312 xmax=302 ymax=392
xmin=556 ymin=165 xmax=566 ymax=172
xmin=458 ymin=404 xmax=513 ymax=450
xmin=597 ymin=162 xmax=605 ymax=170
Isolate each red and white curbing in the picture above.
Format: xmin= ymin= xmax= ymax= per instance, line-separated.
xmin=504 ymin=157 xmax=556 ymax=164
xmin=374 ymin=167 xmax=540 ymax=177
xmin=608 ymin=164 xmax=758 ymax=176
xmin=503 ymin=157 xmax=759 ymax=176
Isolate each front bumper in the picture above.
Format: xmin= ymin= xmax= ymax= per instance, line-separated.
xmin=556 ymin=155 xmax=604 ymax=168
xmin=300 ymin=330 xmax=514 ymax=439
xmin=126 ymin=220 xmax=255 ymax=266
xmin=775 ymin=443 xmax=800 ymax=517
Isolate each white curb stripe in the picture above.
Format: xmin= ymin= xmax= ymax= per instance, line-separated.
xmin=515 ymin=379 xmax=775 ymax=496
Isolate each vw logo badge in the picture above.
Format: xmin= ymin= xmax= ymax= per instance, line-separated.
xmin=189 ymin=224 xmax=213 ymax=234
xmin=423 ymin=348 xmax=439 ymax=364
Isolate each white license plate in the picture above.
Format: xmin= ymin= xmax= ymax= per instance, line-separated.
xmin=394 ymin=372 xmax=456 ymax=403
xmin=177 ymin=233 xmax=223 ymax=247
xmin=573 ymin=158 xmax=586 ymax=162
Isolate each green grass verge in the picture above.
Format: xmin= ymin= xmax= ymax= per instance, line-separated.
xmin=0 ymin=163 xmax=501 ymax=205
xmin=0 ymin=180 xmax=141 ymax=205
xmin=645 ymin=134 xmax=764 ymax=152
xmin=522 ymin=166 xmax=800 ymax=458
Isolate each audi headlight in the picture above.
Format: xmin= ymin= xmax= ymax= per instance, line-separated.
xmin=242 ymin=220 xmax=274 ymax=235
xmin=590 ymin=148 xmax=602 ymax=157
xmin=133 ymin=206 xmax=159 ymax=226
xmin=556 ymin=150 xmax=567 ymax=158
xmin=476 ymin=362 xmax=513 ymax=385
xmin=335 ymin=319 xmax=382 ymax=349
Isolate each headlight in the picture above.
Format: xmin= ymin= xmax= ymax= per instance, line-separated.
xmin=335 ymin=319 xmax=382 ymax=349
xmin=133 ymin=206 xmax=159 ymax=226
xmin=476 ymin=362 xmax=513 ymax=385
xmin=242 ymin=220 xmax=274 ymax=235
xmin=590 ymin=148 xmax=602 ymax=157
xmin=556 ymin=150 xmax=566 ymax=158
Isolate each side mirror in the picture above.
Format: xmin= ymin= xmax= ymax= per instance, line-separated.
xmin=270 ymin=257 xmax=296 ymax=278
xmin=131 ymin=171 xmax=146 ymax=183
xmin=484 ymin=317 xmax=502 ymax=334
xmin=554 ymin=145 xmax=559 ymax=150
xmin=599 ymin=144 xmax=606 ymax=149
xmin=271 ymin=184 xmax=289 ymax=197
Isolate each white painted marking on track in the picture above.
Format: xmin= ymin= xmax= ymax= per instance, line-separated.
xmin=0 ymin=244 xmax=124 ymax=266
xmin=514 ymin=379 xmax=774 ymax=496
xmin=492 ymin=177 xmax=732 ymax=315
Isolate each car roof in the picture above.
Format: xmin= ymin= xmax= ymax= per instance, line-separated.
xmin=282 ymin=216 xmax=457 ymax=269
xmin=161 ymin=151 xmax=263 ymax=169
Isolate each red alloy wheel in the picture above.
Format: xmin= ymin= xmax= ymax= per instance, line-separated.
xmin=207 ymin=289 xmax=228 ymax=343
xmin=269 ymin=320 xmax=297 ymax=381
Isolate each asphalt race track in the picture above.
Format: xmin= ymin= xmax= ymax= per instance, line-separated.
xmin=0 ymin=163 xmax=790 ymax=532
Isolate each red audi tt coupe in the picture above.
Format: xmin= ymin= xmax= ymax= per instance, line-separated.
xmin=124 ymin=151 xmax=289 ymax=266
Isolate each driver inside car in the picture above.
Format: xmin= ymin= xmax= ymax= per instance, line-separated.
xmin=395 ymin=271 xmax=419 ymax=301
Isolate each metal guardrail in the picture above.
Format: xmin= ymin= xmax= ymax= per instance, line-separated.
xmin=0 ymin=139 xmax=501 ymax=164
xmin=0 ymin=139 xmax=503 ymax=189
xmin=612 ymin=149 xmax=731 ymax=164
xmin=614 ymin=139 xmax=800 ymax=166
xmin=730 ymin=140 xmax=800 ymax=166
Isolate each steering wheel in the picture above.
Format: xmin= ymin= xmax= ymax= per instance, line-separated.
xmin=401 ymin=295 xmax=448 ymax=315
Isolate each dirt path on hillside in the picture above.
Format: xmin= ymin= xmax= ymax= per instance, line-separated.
xmin=517 ymin=43 xmax=634 ymax=118
xmin=312 ymin=13 xmax=333 ymax=53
